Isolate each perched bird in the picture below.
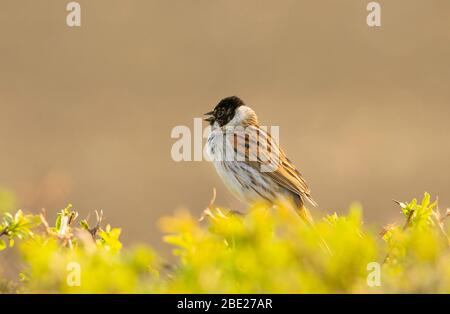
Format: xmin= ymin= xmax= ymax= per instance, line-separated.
xmin=205 ymin=96 xmax=317 ymax=222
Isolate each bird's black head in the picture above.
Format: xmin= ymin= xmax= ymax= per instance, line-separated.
xmin=204 ymin=96 xmax=245 ymax=126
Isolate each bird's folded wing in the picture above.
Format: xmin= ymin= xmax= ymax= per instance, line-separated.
xmin=230 ymin=126 xmax=316 ymax=206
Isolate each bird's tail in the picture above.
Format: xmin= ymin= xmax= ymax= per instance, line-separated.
xmin=296 ymin=205 xmax=315 ymax=227
xmin=296 ymin=205 xmax=332 ymax=255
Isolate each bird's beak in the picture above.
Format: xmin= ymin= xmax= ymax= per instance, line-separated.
xmin=204 ymin=111 xmax=214 ymax=123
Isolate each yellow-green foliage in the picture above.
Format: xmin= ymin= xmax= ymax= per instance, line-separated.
xmin=0 ymin=193 xmax=449 ymax=293
xmin=159 ymin=204 xmax=377 ymax=293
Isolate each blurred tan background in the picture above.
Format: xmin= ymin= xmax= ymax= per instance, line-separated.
xmin=1 ymin=1 xmax=449 ymax=251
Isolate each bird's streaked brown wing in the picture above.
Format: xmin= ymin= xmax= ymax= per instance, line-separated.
xmin=264 ymin=149 xmax=318 ymax=207
xmin=230 ymin=126 xmax=317 ymax=207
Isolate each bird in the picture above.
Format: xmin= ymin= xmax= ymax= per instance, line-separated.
xmin=204 ymin=96 xmax=317 ymax=223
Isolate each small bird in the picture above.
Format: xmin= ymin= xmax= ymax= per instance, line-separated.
xmin=205 ymin=96 xmax=317 ymax=222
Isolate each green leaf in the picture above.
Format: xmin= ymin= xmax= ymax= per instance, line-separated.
xmin=55 ymin=214 xmax=62 ymax=231
xmin=80 ymin=219 xmax=89 ymax=230
xmin=421 ymin=192 xmax=430 ymax=209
